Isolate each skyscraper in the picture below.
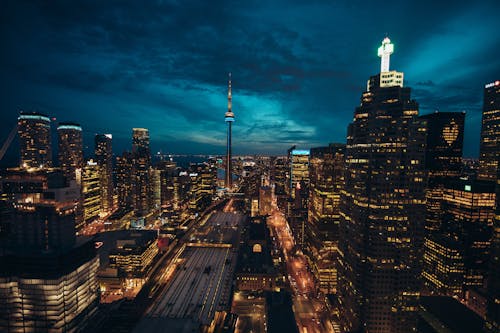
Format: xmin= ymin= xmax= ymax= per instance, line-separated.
xmin=422 ymin=179 xmax=495 ymax=297
xmin=0 ymin=168 xmax=99 ymax=332
xmin=420 ymin=112 xmax=465 ymax=235
xmin=420 ymin=111 xmax=465 ymax=178
xmin=478 ymin=80 xmax=500 ymax=181
xmin=95 ymin=134 xmax=113 ymax=213
xmin=306 ymin=143 xmax=345 ymax=293
xmin=225 ymin=73 xmax=234 ymax=189
xmin=288 ymin=149 xmax=310 ymax=199
xmin=287 ymin=148 xmax=310 ymax=248
xmin=116 ymin=151 xmax=133 ymax=211
xmin=486 ymin=162 xmax=500 ymax=332
xmin=57 ymin=122 xmax=84 ymax=181
xmin=337 ymin=37 xmax=426 ymax=333
xmin=17 ymin=111 xmax=52 ymax=168
xmin=132 ymin=128 xmax=151 ymax=216
xmin=81 ymin=159 xmax=101 ymax=230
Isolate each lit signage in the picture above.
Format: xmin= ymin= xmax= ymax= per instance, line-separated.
xmin=291 ymin=149 xmax=310 ymax=156
xmin=464 ymin=185 xmax=471 ymax=192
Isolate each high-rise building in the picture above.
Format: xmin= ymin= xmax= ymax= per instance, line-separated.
xmin=0 ymin=168 xmax=79 ymax=251
xmin=132 ymin=128 xmax=151 ymax=216
xmin=225 ymin=73 xmax=234 ymax=189
xmin=188 ymin=163 xmax=216 ymax=212
xmin=486 ymin=163 xmax=500 ymax=332
xmin=156 ymin=160 xmax=177 ymax=207
xmin=81 ymin=160 xmax=101 ymax=230
xmin=18 ymin=111 xmax=52 ymax=169
xmin=57 ymin=122 xmax=84 ymax=181
xmin=286 ymin=149 xmax=310 ymax=249
xmin=116 ymin=151 xmax=133 ymax=211
xmin=272 ymin=156 xmax=288 ymax=211
xmin=150 ymin=167 xmax=161 ymax=210
xmin=337 ymin=37 xmax=427 ymax=333
xmin=0 ymin=168 xmax=99 ymax=333
xmin=420 ymin=112 xmax=466 ymax=234
xmin=422 ymin=179 xmax=495 ymax=297
xmin=478 ymin=80 xmax=500 ymax=181
xmin=95 ymin=134 xmax=113 ymax=213
xmin=306 ymin=143 xmax=345 ymax=294
xmin=420 ymin=111 xmax=465 ymax=178
xmin=288 ymin=149 xmax=310 ymax=199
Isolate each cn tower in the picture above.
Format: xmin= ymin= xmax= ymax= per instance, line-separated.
xmin=225 ymin=73 xmax=234 ymax=189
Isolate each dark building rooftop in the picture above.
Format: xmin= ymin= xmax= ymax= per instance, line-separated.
xmin=418 ymin=296 xmax=487 ymax=333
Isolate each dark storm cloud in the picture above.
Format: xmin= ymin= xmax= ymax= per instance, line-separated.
xmin=1 ymin=0 xmax=499 ymax=159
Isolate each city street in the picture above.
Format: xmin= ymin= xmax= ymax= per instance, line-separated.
xmin=268 ymin=198 xmax=338 ymax=333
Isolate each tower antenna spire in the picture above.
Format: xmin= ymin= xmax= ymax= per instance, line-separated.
xmin=228 ymin=72 xmax=232 ymax=113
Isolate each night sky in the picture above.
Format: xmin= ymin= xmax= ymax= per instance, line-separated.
xmin=1 ymin=0 xmax=499 ymax=162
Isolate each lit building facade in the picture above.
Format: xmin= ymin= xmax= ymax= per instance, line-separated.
xmin=420 ymin=111 xmax=465 ymax=178
xmin=420 ymin=112 xmax=465 ymax=233
xmin=116 ymin=151 xmax=133 ymax=211
xmin=95 ymin=134 xmax=113 ymax=213
xmin=306 ymin=143 xmax=345 ymax=294
xmin=57 ymin=122 xmax=84 ymax=181
xmin=486 ymin=164 xmax=500 ymax=332
xmin=18 ymin=112 xmax=52 ymax=169
xmin=81 ymin=160 xmax=101 ymax=230
xmin=272 ymin=156 xmax=288 ymax=211
xmin=337 ymin=37 xmax=426 ymax=333
xmin=422 ymin=180 xmax=495 ymax=297
xmin=0 ymin=168 xmax=79 ymax=251
xmin=109 ymin=233 xmax=158 ymax=278
xmin=288 ymin=149 xmax=309 ymax=199
xmin=188 ymin=163 xmax=216 ymax=212
xmin=132 ymin=128 xmax=151 ymax=216
xmin=478 ymin=80 xmax=500 ymax=181
xmin=0 ymin=245 xmax=99 ymax=333
xmin=0 ymin=168 xmax=99 ymax=333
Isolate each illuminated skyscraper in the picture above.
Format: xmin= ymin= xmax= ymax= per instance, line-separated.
xmin=287 ymin=148 xmax=310 ymax=248
xmin=132 ymin=128 xmax=151 ymax=216
xmin=338 ymin=37 xmax=426 ymax=333
xmin=116 ymin=151 xmax=134 ymax=210
xmin=81 ymin=159 xmax=101 ymax=230
xmin=0 ymin=168 xmax=99 ymax=333
xmin=306 ymin=143 xmax=345 ymax=293
xmin=57 ymin=122 xmax=84 ymax=181
xmin=422 ymin=179 xmax=495 ymax=297
xmin=420 ymin=111 xmax=465 ymax=232
xmin=288 ymin=149 xmax=310 ymax=199
xmin=478 ymin=80 xmax=500 ymax=181
xmin=225 ymin=73 xmax=234 ymax=189
xmin=17 ymin=111 xmax=52 ymax=168
xmin=95 ymin=134 xmax=113 ymax=213
xmin=486 ymin=164 xmax=500 ymax=332
xmin=420 ymin=111 xmax=465 ymax=178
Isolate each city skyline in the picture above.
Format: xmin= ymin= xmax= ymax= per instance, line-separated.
xmin=1 ymin=7 xmax=499 ymax=331
xmin=1 ymin=1 xmax=499 ymax=160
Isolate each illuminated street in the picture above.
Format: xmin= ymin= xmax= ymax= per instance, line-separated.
xmin=268 ymin=197 xmax=338 ymax=333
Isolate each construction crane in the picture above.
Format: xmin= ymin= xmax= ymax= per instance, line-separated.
xmin=0 ymin=124 xmax=17 ymax=161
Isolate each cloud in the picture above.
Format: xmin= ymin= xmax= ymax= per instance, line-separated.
xmin=1 ymin=0 xmax=499 ymax=159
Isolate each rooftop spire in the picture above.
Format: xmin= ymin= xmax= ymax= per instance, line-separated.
xmin=228 ymin=72 xmax=232 ymax=113
xmin=225 ymin=73 xmax=234 ymax=119
xmin=378 ymin=37 xmax=394 ymax=73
